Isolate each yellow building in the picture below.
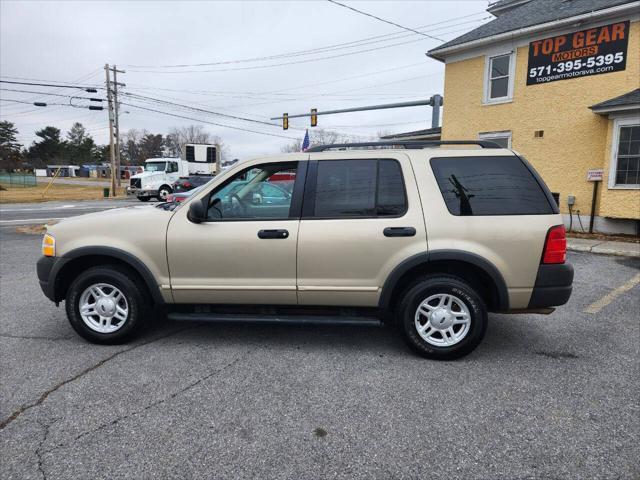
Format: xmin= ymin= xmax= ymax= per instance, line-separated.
xmin=428 ymin=0 xmax=639 ymax=234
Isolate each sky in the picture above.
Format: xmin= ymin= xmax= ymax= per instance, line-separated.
xmin=0 ymin=0 xmax=492 ymax=160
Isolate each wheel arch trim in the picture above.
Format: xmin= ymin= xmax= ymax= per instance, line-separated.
xmin=51 ymin=246 xmax=165 ymax=304
xmin=379 ymin=250 xmax=509 ymax=311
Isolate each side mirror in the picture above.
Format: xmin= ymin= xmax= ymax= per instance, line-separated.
xmin=187 ymin=198 xmax=207 ymax=223
xmin=252 ymin=193 xmax=263 ymax=205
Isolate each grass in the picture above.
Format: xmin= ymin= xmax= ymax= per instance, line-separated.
xmin=15 ymin=221 xmax=58 ymax=235
xmin=0 ymin=183 xmax=126 ymax=204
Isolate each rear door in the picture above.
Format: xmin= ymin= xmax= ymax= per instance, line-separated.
xmin=296 ymin=153 xmax=427 ymax=306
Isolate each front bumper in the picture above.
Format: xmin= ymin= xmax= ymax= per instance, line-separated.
xmin=126 ymin=187 xmax=158 ymax=198
xmin=37 ymin=256 xmax=67 ymax=302
xmin=527 ymin=263 xmax=574 ymax=308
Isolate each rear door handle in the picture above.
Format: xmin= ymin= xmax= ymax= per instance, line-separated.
xmin=258 ymin=229 xmax=289 ymax=239
xmin=383 ymin=227 xmax=416 ymax=237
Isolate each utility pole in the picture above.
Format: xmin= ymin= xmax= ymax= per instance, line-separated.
xmin=104 ymin=64 xmax=125 ymax=195
xmin=105 ymin=64 xmax=117 ymax=197
xmin=112 ymin=65 xmax=125 ymax=188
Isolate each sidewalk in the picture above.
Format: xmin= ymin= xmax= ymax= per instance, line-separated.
xmin=567 ymin=238 xmax=640 ymax=257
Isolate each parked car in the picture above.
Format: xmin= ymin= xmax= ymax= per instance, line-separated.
xmin=37 ymin=140 xmax=573 ymax=360
xmin=172 ymin=175 xmax=214 ymax=193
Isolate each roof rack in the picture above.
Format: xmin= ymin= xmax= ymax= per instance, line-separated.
xmin=305 ymin=140 xmax=501 ymax=152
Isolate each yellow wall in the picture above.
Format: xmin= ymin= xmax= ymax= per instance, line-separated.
xmin=441 ymin=20 xmax=640 ymax=219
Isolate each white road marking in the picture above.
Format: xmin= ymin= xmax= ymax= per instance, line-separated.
xmin=0 ymin=205 xmax=121 ymax=213
xmin=0 ymin=218 xmax=64 ymax=224
xmin=584 ymin=273 xmax=640 ymax=314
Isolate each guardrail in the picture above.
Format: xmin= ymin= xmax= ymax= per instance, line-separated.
xmin=0 ymin=173 xmax=38 ymax=188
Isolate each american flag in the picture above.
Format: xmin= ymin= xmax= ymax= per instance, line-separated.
xmin=301 ymin=129 xmax=310 ymax=151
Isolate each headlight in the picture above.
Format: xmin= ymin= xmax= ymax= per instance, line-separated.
xmin=42 ymin=233 xmax=55 ymax=257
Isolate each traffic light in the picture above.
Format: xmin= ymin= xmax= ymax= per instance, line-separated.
xmin=310 ymin=108 xmax=318 ymax=127
xmin=283 ymin=113 xmax=289 ymax=130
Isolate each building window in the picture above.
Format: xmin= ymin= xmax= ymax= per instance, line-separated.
xmin=610 ymin=119 xmax=640 ymax=188
xmin=479 ymin=131 xmax=512 ymax=148
xmin=484 ymin=52 xmax=514 ymax=104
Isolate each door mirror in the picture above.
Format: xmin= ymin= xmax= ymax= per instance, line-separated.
xmin=252 ymin=192 xmax=263 ymax=205
xmin=187 ymin=198 xmax=207 ymax=223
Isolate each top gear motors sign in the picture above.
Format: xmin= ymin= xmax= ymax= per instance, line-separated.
xmin=527 ymin=21 xmax=629 ymax=85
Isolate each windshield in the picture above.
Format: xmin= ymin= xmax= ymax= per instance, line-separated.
xmin=145 ymin=161 xmax=166 ymax=172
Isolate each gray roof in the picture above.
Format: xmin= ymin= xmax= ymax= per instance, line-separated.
xmin=380 ymin=127 xmax=441 ymax=139
xmin=429 ymin=0 xmax=634 ymax=59
xmin=590 ymin=88 xmax=640 ymax=110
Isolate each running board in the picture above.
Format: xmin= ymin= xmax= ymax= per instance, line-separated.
xmin=167 ymin=312 xmax=383 ymax=327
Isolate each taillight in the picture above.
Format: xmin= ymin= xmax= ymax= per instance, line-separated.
xmin=542 ymin=225 xmax=566 ymax=264
xmin=166 ymin=194 xmax=174 ymax=203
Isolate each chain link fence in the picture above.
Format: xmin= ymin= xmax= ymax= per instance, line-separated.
xmin=0 ymin=173 xmax=38 ymax=188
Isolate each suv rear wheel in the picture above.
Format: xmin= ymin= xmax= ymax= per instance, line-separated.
xmin=398 ymin=275 xmax=487 ymax=360
xmin=65 ymin=265 xmax=148 ymax=344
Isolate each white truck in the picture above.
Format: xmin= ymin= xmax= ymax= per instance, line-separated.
xmin=127 ymin=144 xmax=221 ymax=202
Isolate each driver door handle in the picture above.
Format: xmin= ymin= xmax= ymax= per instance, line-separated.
xmin=258 ymin=229 xmax=289 ymax=239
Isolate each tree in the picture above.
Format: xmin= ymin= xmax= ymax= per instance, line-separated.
xmin=0 ymin=121 xmax=23 ymax=170
xmin=280 ymin=129 xmax=357 ymax=153
xmin=281 ymin=139 xmax=302 ymax=153
xmin=139 ymin=133 xmax=164 ymax=160
xmin=121 ymin=129 xmax=144 ymax=165
xmin=65 ymin=122 xmax=97 ymax=165
xmin=27 ymin=126 xmax=66 ymax=167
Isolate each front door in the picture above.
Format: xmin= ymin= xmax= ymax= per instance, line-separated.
xmin=166 ymin=158 xmax=306 ymax=304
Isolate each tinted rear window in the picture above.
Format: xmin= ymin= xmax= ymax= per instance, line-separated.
xmin=313 ymin=159 xmax=407 ymax=218
xmin=430 ymin=156 xmax=554 ymax=216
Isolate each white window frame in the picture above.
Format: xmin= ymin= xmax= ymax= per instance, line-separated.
xmin=483 ymin=50 xmax=516 ymax=105
xmin=479 ymin=131 xmax=512 ymax=149
xmin=608 ymin=116 xmax=640 ymax=189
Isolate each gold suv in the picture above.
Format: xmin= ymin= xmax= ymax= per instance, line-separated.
xmin=37 ymin=141 xmax=573 ymax=359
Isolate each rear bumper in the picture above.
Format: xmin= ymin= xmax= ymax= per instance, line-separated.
xmin=527 ymin=263 xmax=574 ymax=308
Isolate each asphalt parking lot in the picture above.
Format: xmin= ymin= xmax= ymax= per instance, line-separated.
xmin=0 ymin=219 xmax=639 ymax=479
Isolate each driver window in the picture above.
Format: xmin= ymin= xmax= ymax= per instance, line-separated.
xmin=207 ymin=162 xmax=297 ymax=220
xmin=167 ymin=162 xmax=178 ymax=173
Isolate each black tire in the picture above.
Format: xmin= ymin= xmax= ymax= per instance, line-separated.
xmin=397 ymin=275 xmax=487 ymax=360
xmin=65 ymin=265 xmax=149 ymax=344
xmin=137 ymin=196 xmax=150 ymax=202
xmin=157 ymin=185 xmax=172 ymax=202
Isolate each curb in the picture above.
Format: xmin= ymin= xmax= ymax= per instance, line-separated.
xmin=567 ymin=242 xmax=640 ymax=258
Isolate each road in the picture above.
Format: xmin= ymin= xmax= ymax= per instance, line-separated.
xmin=0 ymin=207 xmax=639 ymax=479
xmin=0 ymin=198 xmax=143 ymax=226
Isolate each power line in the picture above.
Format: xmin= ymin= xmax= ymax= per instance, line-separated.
xmin=123 ymin=92 xmax=282 ymax=128
xmin=126 ymin=20 xmax=488 ymax=74
xmin=0 ymin=87 xmax=104 ymax=100
xmin=120 ymin=101 xmax=297 ymax=140
xmin=326 ymin=0 xmax=444 ymax=41
xmin=0 ymin=80 xmax=100 ymax=91
xmin=124 ymin=12 xmax=484 ymax=69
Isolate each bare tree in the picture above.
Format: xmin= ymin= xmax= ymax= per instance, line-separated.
xmin=281 ymin=129 xmax=364 ymax=152
xmin=281 ymin=139 xmax=302 ymax=153
xmin=121 ymin=129 xmax=145 ymax=165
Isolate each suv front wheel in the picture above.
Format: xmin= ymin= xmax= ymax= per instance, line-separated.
xmin=398 ymin=275 xmax=487 ymax=360
xmin=65 ymin=265 xmax=148 ymax=344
